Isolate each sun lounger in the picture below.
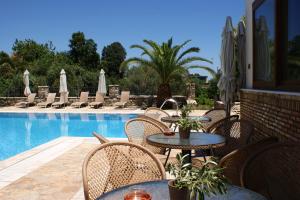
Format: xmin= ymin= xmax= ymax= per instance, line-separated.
xmin=114 ymin=91 xmax=130 ymax=108
xmin=89 ymin=92 xmax=104 ymax=108
xmin=52 ymin=92 xmax=69 ymax=108
xmin=37 ymin=93 xmax=56 ymax=108
xmin=15 ymin=93 xmax=36 ymax=108
xmin=71 ymin=92 xmax=89 ymax=108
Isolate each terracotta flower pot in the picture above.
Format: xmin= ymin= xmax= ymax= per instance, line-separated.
xmin=179 ymin=127 xmax=191 ymax=139
xmin=168 ymin=180 xmax=193 ymax=200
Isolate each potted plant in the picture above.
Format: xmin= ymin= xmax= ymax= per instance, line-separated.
xmin=177 ymin=118 xmax=201 ymax=139
xmin=167 ymin=154 xmax=227 ymax=200
xmin=180 ymin=105 xmax=193 ymax=118
xmin=177 ymin=105 xmax=201 ymax=139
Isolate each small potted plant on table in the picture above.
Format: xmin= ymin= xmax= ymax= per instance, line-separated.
xmin=177 ymin=105 xmax=202 ymax=139
xmin=167 ymin=154 xmax=227 ymax=200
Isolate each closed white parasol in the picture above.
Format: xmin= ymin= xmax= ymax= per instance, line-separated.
xmin=23 ymin=69 xmax=31 ymax=96
xmin=218 ymin=16 xmax=236 ymax=116
xmin=98 ymin=69 xmax=107 ymax=95
xmin=59 ymin=69 xmax=68 ymax=102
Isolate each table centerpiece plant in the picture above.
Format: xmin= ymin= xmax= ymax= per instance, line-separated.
xmin=167 ymin=154 xmax=227 ymax=200
xmin=177 ymin=105 xmax=202 ymax=139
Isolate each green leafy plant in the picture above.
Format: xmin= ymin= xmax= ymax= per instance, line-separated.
xmin=178 ymin=105 xmax=202 ymax=131
xmin=167 ymin=154 xmax=227 ymax=200
xmin=180 ymin=105 xmax=193 ymax=118
xmin=178 ymin=117 xmax=202 ymax=131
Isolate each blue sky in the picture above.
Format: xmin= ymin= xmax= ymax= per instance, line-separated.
xmin=0 ymin=0 xmax=245 ymax=78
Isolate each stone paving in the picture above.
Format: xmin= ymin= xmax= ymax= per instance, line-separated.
xmin=0 ymin=142 xmax=95 ymax=200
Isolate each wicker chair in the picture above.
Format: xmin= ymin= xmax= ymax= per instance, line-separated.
xmin=230 ymin=102 xmax=240 ymax=116
xmin=82 ymin=142 xmax=166 ymax=200
xmin=144 ymin=107 xmax=171 ymax=127
xmin=219 ymin=137 xmax=278 ymax=186
xmin=210 ymin=119 xmax=253 ymax=157
xmin=125 ymin=118 xmax=166 ymax=155
xmin=201 ymin=109 xmax=226 ymax=132
xmin=206 ymin=115 xmax=239 ymax=133
xmin=92 ymin=132 xmax=110 ymax=144
xmin=138 ymin=115 xmax=170 ymax=131
xmin=240 ymin=143 xmax=300 ymax=200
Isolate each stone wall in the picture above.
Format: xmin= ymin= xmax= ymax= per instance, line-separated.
xmin=240 ymin=89 xmax=300 ymax=142
xmin=0 ymin=95 xmax=188 ymax=107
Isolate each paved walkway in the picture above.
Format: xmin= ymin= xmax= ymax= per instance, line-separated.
xmin=0 ymin=142 xmax=96 ymax=200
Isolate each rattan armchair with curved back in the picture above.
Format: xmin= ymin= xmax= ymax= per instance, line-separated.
xmin=240 ymin=143 xmax=300 ymax=200
xmin=209 ymin=119 xmax=253 ymax=157
xmin=138 ymin=115 xmax=170 ymax=131
xmin=201 ymin=109 xmax=226 ymax=132
xmin=206 ymin=115 xmax=240 ymax=133
xmin=82 ymin=142 xmax=166 ymax=200
xmin=144 ymin=107 xmax=171 ymax=127
xmin=219 ymin=137 xmax=279 ymax=186
xmin=230 ymin=102 xmax=240 ymax=116
xmin=125 ymin=118 xmax=166 ymax=155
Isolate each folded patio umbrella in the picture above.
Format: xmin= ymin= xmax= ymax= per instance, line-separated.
xmin=218 ymin=16 xmax=236 ymax=116
xmin=59 ymin=69 xmax=68 ymax=102
xmin=237 ymin=21 xmax=246 ymax=91
xmin=23 ymin=69 xmax=31 ymax=97
xmin=98 ymin=69 xmax=107 ymax=95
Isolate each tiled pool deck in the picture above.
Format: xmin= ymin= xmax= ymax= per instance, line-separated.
xmin=0 ymin=106 xmax=206 ymax=200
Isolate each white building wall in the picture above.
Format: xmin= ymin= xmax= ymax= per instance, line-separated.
xmin=245 ymin=0 xmax=255 ymax=88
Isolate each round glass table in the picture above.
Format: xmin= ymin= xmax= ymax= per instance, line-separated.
xmin=161 ymin=116 xmax=211 ymax=124
xmin=96 ymin=180 xmax=267 ymax=200
xmin=146 ymin=132 xmax=225 ymax=164
xmin=146 ymin=132 xmax=225 ymax=150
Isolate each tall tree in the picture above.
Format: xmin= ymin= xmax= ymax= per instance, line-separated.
xmin=101 ymin=42 xmax=126 ymax=79
xmin=12 ymin=39 xmax=55 ymax=63
xmin=0 ymin=51 xmax=13 ymax=66
xmin=69 ymin=32 xmax=100 ymax=69
xmin=121 ymin=38 xmax=214 ymax=107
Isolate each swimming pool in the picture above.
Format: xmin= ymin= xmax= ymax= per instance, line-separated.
xmin=0 ymin=112 xmax=137 ymax=160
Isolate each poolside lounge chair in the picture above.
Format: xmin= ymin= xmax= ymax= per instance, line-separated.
xmin=37 ymin=93 xmax=56 ymax=108
xmin=15 ymin=93 xmax=36 ymax=108
xmin=114 ymin=91 xmax=130 ymax=108
xmin=71 ymin=92 xmax=89 ymax=108
xmin=52 ymin=92 xmax=69 ymax=108
xmin=89 ymin=92 xmax=104 ymax=109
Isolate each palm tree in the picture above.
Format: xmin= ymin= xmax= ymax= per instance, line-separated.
xmin=121 ymin=38 xmax=215 ymax=107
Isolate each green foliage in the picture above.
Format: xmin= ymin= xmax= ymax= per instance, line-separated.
xmin=69 ymin=32 xmax=100 ymax=69
xmin=195 ymin=88 xmax=213 ymax=107
xmin=122 ymin=38 xmax=213 ymax=106
xmin=12 ymin=39 xmax=55 ymax=63
xmin=167 ymin=154 xmax=227 ymax=200
xmin=101 ymin=42 xmax=126 ymax=80
xmin=177 ymin=105 xmax=202 ymax=130
xmin=0 ymin=51 xmax=13 ymax=66
xmin=0 ymin=35 xmax=215 ymax=100
xmin=178 ymin=117 xmax=202 ymax=131
xmin=119 ymin=65 xmax=159 ymax=95
xmin=180 ymin=105 xmax=192 ymax=118
xmin=207 ymin=72 xmax=221 ymax=100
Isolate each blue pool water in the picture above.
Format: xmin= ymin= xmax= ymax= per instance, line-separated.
xmin=0 ymin=112 xmax=137 ymax=160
